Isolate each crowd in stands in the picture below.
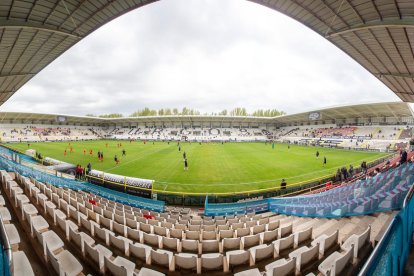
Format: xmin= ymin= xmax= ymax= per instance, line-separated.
xmin=335 ymin=165 xmax=355 ymax=182
xmin=280 ymin=125 xmax=413 ymax=151
xmin=110 ymin=126 xmax=271 ymax=142
xmin=0 ymin=124 xmax=98 ymax=142
xmin=281 ymin=125 xmax=412 ymax=140
xmin=1 ymin=123 xmax=413 ymax=151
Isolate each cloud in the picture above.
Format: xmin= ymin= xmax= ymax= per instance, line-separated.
xmin=0 ymin=0 xmax=398 ymax=116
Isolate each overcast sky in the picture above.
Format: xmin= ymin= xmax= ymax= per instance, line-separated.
xmin=0 ymin=0 xmax=399 ymax=116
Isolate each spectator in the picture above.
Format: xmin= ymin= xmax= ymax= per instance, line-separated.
xmin=75 ymin=164 xmax=80 ymax=179
xmin=336 ymin=169 xmax=342 ymax=182
xmin=349 ymin=165 xmax=354 ymax=178
xmin=361 ymin=161 xmax=367 ymax=174
xmin=400 ymin=150 xmax=408 ymax=164
xmin=341 ymin=167 xmax=348 ymax=180
xmin=280 ymin=179 xmax=287 ymax=189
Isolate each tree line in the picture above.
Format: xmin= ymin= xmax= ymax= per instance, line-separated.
xmin=86 ymin=107 xmax=285 ymax=118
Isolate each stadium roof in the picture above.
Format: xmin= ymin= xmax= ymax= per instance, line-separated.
xmin=0 ymin=111 xmax=104 ymax=125
xmin=275 ymin=101 xmax=414 ymax=124
xmin=257 ymin=0 xmax=414 ymax=102
xmin=0 ymin=102 xmax=411 ymax=125
xmin=0 ymin=0 xmax=413 ymax=106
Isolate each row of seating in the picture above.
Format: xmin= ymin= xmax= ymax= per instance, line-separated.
xmin=267 ymin=163 xmax=414 ymax=217
xmin=2 ymin=167 xmax=377 ymax=276
xmin=5 ymin=170 xmax=166 ymax=275
xmin=17 ymin=174 xmax=303 ymax=273
xmin=27 ymin=177 xmax=285 ymax=254
xmin=3 ymin=171 xmax=85 ymax=275
xmin=204 ymin=199 xmax=269 ymax=217
xmin=0 ymin=124 xmax=99 ymax=142
xmin=22 ymin=175 xmax=369 ymax=275
xmin=164 ymin=206 xmax=191 ymax=215
xmin=0 ymin=171 xmax=34 ymax=275
xmin=110 ymin=126 xmax=270 ymax=142
xmin=0 ymin=149 xmax=166 ymax=213
xmin=3 ymin=164 xmax=378 ymax=271
xmin=236 ymin=225 xmax=371 ymax=276
xmin=31 ymin=180 xmax=282 ymax=243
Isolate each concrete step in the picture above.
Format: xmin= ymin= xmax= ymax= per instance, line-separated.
xmin=270 ymin=214 xmax=287 ymax=222
xmin=318 ymin=219 xmax=349 ymax=238
xmin=339 ymin=222 xmax=361 ymax=243
xmin=261 ymin=212 xmax=276 ymax=218
xmin=279 ymin=216 xmax=297 ymax=226
xmin=292 ymin=217 xmax=310 ymax=228
xmin=313 ymin=219 xmax=340 ymax=239
xmin=350 ymin=215 xmax=376 ymax=228
xmin=293 ymin=218 xmax=320 ymax=233
xmin=370 ymin=212 xmax=396 ymax=244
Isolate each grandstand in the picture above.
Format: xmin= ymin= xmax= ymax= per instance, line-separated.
xmin=0 ymin=165 xmax=399 ymax=275
xmin=0 ymin=103 xmax=412 ymax=275
xmin=0 ymin=151 xmax=409 ymax=275
xmin=0 ymin=0 xmax=413 ymax=275
xmin=0 ymin=102 xmax=413 ymax=151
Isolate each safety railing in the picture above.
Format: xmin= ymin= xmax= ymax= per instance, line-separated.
xmin=0 ymin=212 xmax=11 ymax=276
xmin=205 ymin=163 xmax=414 ymax=218
xmin=268 ymin=163 xmax=413 ymax=218
xmin=0 ymin=154 xmax=165 ymax=212
xmin=204 ymin=198 xmax=269 ymax=217
xmin=359 ymin=179 xmax=414 ymax=275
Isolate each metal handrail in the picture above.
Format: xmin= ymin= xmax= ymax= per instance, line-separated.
xmin=358 ymin=216 xmax=396 ymax=275
xmin=403 ymin=180 xmax=414 ymax=208
xmin=358 ymin=181 xmax=414 ymax=275
xmin=0 ymin=212 xmax=13 ymax=275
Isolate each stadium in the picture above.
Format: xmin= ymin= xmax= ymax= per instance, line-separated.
xmin=0 ymin=1 xmax=413 ymax=276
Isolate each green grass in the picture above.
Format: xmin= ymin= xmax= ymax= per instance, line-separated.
xmin=5 ymin=140 xmax=388 ymax=193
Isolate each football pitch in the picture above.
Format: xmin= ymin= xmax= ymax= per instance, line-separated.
xmin=6 ymin=140 xmax=389 ymax=193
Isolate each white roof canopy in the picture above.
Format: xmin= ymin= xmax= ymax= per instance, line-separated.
xmin=0 ymin=102 xmax=411 ymax=126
